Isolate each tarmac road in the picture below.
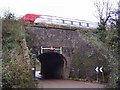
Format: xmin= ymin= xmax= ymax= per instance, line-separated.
xmin=37 ymin=79 xmax=106 ymax=88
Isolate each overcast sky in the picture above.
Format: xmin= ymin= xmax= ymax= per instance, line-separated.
xmin=0 ymin=0 xmax=118 ymax=22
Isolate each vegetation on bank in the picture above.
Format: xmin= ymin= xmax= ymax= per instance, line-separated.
xmin=81 ymin=29 xmax=119 ymax=88
xmin=71 ymin=0 xmax=120 ymax=88
xmin=70 ymin=23 xmax=119 ymax=88
xmin=2 ymin=17 xmax=35 ymax=88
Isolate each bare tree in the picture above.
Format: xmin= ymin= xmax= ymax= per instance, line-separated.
xmin=3 ymin=9 xmax=15 ymax=20
xmin=93 ymin=0 xmax=115 ymax=42
xmin=94 ymin=0 xmax=113 ymax=28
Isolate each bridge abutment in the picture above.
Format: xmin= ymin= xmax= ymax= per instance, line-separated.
xmin=26 ymin=26 xmax=108 ymax=81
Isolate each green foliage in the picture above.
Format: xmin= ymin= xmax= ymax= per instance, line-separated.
xmin=95 ymin=28 xmax=106 ymax=42
xmin=115 ymin=17 xmax=120 ymax=88
xmin=70 ymin=52 xmax=107 ymax=81
xmin=70 ymin=53 xmax=82 ymax=79
xmin=2 ymin=19 xmax=35 ymax=88
xmin=80 ymin=28 xmax=119 ymax=88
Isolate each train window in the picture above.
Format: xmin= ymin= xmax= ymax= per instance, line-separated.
xmin=86 ymin=23 xmax=89 ymax=27
xmin=71 ymin=21 xmax=73 ymax=25
xmin=79 ymin=22 xmax=81 ymax=26
xmin=64 ymin=20 xmax=72 ymax=25
xmin=62 ymin=20 xmax=65 ymax=24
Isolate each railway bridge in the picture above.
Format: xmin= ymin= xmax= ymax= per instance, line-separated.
xmin=25 ymin=25 xmax=106 ymax=80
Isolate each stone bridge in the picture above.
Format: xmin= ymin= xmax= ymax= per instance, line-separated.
xmin=25 ymin=26 xmax=106 ymax=80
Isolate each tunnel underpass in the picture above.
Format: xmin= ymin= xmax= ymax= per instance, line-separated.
xmin=37 ymin=52 xmax=66 ymax=79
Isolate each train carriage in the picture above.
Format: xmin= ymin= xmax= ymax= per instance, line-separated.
xmin=20 ymin=13 xmax=98 ymax=29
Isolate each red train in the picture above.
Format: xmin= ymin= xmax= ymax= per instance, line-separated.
xmin=21 ymin=13 xmax=98 ymax=28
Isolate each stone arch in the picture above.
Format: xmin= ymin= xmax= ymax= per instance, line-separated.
xmin=37 ymin=52 xmax=67 ymax=79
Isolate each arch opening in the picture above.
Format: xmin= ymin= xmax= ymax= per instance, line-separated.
xmin=37 ymin=52 xmax=66 ymax=79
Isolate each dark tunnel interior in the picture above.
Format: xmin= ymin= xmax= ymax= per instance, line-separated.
xmin=37 ymin=52 xmax=66 ymax=79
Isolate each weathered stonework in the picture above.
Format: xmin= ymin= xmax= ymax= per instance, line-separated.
xmin=26 ymin=26 xmax=107 ymax=80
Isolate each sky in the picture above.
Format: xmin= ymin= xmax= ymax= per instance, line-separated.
xmin=0 ymin=0 xmax=118 ymax=22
